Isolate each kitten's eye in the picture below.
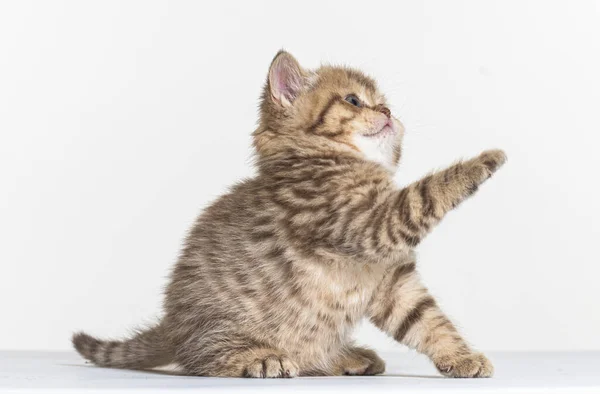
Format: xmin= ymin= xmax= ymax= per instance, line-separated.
xmin=344 ymin=94 xmax=362 ymax=108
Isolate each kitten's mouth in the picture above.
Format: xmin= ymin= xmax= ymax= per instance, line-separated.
xmin=362 ymin=119 xmax=395 ymax=138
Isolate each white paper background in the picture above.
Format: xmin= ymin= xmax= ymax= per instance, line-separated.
xmin=1 ymin=0 xmax=598 ymax=351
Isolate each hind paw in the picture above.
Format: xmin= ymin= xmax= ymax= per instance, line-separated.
xmin=243 ymin=355 xmax=299 ymax=378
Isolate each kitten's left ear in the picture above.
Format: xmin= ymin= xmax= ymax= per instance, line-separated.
xmin=268 ymin=50 xmax=310 ymax=107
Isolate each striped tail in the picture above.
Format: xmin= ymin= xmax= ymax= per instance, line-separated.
xmin=72 ymin=323 xmax=173 ymax=370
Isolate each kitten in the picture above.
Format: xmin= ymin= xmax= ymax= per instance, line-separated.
xmin=73 ymin=51 xmax=506 ymax=378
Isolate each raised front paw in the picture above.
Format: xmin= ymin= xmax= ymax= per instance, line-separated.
xmin=477 ymin=149 xmax=507 ymax=177
xmin=464 ymin=149 xmax=507 ymax=190
xmin=243 ymin=354 xmax=299 ymax=378
xmin=435 ymin=352 xmax=494 ymax=378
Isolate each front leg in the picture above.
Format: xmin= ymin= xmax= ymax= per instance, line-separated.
xmin=379 ymin=149 xmax=507 ymax=249
xmin=367 ymin=258 xmax=493 ymax=378
xmin=277 ymin=150 xmax=505 ymax=260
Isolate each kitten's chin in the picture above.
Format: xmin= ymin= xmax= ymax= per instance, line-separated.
xmin=353 ymin=130 xmax=401 ymax=174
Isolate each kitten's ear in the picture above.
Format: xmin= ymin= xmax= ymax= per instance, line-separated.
xmin=268 ymin=51 xmax=309 ymax=107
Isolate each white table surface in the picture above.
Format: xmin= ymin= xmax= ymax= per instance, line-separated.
xmin=1 ymin=350 xmax=598 ymax=393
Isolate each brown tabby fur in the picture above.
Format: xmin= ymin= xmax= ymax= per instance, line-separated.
xmin=73 ymin=51 xmax=506 ymax=378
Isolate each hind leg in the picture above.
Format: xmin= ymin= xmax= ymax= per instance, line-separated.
xmin=333 ymin=346 xmax=386 ymax=376
xmin=175 ymin=334 xmax=299 ymax=378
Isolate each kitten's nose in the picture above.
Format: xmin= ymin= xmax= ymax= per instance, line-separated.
xmin=375 ymin=105 xmax=391 ymax=119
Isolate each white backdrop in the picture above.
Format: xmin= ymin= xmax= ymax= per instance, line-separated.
xmin=1 ymin=0 xmax=599 ymax=352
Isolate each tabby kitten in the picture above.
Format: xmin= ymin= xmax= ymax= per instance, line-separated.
xmin=73 ymin=51 xmax=506 ymax=378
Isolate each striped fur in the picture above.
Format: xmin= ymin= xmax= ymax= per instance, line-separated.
xmin=72 ymin=51 xmax=504 ymax=378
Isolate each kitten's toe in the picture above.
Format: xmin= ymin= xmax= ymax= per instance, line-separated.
xmin=435 ymin=352 xmax=494 ymax=378
xmin=244 ymin=355 xmax=299 ymax=378
xmin=280 ymin=356 xmax=300 ymax=377
xmin=244 ymin=359 xmax=265 ymax=378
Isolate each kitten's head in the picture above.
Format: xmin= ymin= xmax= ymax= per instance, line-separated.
xmin=254 ymin=51 xmax=404 ymax=173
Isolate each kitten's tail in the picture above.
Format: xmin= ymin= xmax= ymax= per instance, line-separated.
xmin=72 ymin=322 xmax=173 ymax=369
